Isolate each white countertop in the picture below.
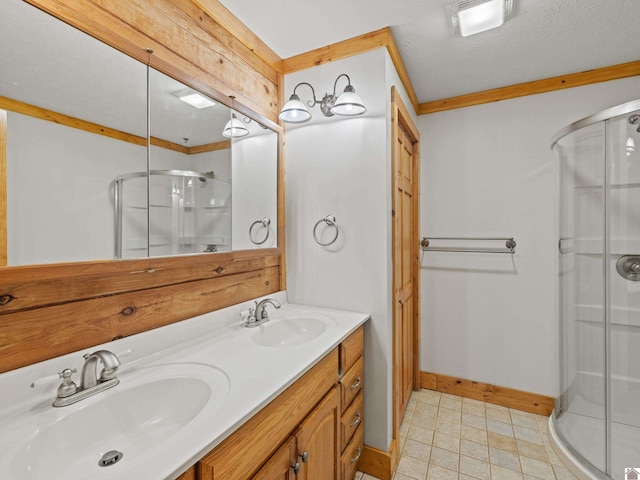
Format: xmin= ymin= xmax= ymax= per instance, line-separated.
xmin=0 ymin=291 xmax=369 ymax=480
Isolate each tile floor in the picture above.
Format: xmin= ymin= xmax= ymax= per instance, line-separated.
xmin=354 ymin=389 xmax=577 ymax=480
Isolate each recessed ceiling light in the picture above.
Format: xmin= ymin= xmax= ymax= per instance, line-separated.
xmin=450 ymin=0 xmax=513 ymax=37
xmin=173 ymin=89 xmax=216 ymax=109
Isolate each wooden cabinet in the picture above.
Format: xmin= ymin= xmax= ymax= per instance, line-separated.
xmin=191 ymin=327 xmax=365 ymax=480
xmin=176 ymin=466 xmax=197 ymax=480
xmin=295 ymin=387 xmax=340 ymax=480
xmin=252 ymin=437 xmax=298 ymax=480
xmin=338 ymin=326 xmax=365 ymax=480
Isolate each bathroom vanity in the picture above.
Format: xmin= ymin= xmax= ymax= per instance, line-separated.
xmin=0 ymin=293 xmax=368 ymax=480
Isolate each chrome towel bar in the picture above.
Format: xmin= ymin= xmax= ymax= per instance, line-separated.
xmin=420 ymin=237 xmax=516 ymax=254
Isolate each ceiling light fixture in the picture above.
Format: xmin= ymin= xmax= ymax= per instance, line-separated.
xmin=173 ymin=89 xmax=216 ymax=109
xmin=222 ymin=114 xmax=249 ymax=138
xmin=279 ymin=73 xmax=367 ymax=124
xmin=450 ymin=0 xmax=513 ymax=37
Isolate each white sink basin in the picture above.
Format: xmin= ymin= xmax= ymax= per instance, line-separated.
xmin=249 ymin=313 xmax=336 ymax=347
xmin=5 ymin=363 xmax=229 ymax=480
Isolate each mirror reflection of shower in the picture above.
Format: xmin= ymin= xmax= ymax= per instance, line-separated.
xmin=114 ymin=170 xmax=231 ymax=258
xmin=628 ymin=114 xmax=639 ymax=157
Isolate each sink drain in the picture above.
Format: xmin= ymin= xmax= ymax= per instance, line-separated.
xmin=98 ymin=450 xmax=124 ymax=467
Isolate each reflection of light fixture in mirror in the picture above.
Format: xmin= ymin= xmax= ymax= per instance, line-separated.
xmin=450 ymin=0 xmax=513 ymax=37
xmin=279 ymin=74 xmax=367 ymax=123
xmin=627 ymin=137 xmax=636 ymax=157
xmin=173 ymin=88 xmax=216 ymax=109
xmin=222 ymin=114 xmax=250 ymax=138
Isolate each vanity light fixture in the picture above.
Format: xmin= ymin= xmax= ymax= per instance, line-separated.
xmin=279 ymin=73 xmax=367 ymax=124
xmin=173 ymin=88 xmax=216 ymax=109
xmin=450 ymin=0 xmax=513 ymax=37
xmin=222 ymin=114 xmax=250 ymax=138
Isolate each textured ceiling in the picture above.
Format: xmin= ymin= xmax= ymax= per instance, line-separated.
xmin=220 ymin=0 xmax=640 ymax=103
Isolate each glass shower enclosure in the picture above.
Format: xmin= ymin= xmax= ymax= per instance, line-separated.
xmin=552 ymin=99 xmax=640 ymax=479
xmin=114 ymin=169 xmax=231 ymax=258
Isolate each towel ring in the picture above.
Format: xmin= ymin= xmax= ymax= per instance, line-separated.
xmin=313 ymin=215 xmax=339 ymax=246
xmin=249 ymin=217 xmax=271 ymax=245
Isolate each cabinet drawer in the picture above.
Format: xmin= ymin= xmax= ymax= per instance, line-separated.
xmin=339 ymin=326 xmax=364 ymax=375
xmin=340 ymin=423 xmax=363 ymax=480
xmin=340 ymin=391 xmax=363 ymax=450
xmin=340 ymin=356 xmax=363 ymax=413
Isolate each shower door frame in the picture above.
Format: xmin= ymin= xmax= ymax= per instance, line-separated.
xmin=552 ymin=98 xmax=640 ymax=479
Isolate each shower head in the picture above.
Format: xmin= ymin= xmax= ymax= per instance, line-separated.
xmin=630 ymin=114 xmax=640 ymax=132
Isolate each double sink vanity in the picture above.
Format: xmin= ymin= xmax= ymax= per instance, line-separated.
xmin=0 ymin=292 xmax=368 ymax=480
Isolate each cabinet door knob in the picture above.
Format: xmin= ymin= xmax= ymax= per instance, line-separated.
xmin=350 ymin=376 xmax=361 ymax=390
xmin=299 ymin=451 xmax=309 ymax=463
xmin=291 ymin=462 xmax=300 ymax=475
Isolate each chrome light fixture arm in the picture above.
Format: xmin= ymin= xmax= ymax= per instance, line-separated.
xmin=292 ymin=82 xmax=321 ymax=109
xmin=279 ymin=73 xmax=366 ymax=123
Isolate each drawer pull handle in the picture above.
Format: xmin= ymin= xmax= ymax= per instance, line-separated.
xmin=291 ymin=462 xmax=300 ymax=474
xmin=350 ymin=412 xmax=361 ymax=428
xmin=299 ymin=451 xmax=309 ymax=463
xmin=350 ymin=446 xmax=361 ymax=464
xmin=350 ymin=376 xmax=361 ymax=390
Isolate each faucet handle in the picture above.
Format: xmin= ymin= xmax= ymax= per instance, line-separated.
xmin=56 ymin=368 xmax=77 ymax=398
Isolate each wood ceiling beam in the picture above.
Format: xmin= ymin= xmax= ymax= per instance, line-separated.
xmin=419 ymin=60 xmax=640 ymax=114
xmin=282 ymin=27 xmax=421 ymax=114
xmin=189 ymin=0 xmax=283 ymax=73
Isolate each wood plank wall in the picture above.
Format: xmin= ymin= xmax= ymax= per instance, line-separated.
xmin=0 ymin=0 xmax=285 ymax=374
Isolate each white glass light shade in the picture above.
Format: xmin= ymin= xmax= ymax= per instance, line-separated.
xmin=222 ymin=116 xmax=249 ymax=138
xmin=331 ymin=88 xmax=366 ymax=116
xmin=455 ymin=0 xmax=505 ymax=37
xmin=278 ymin=94 xmax=312 ymax=123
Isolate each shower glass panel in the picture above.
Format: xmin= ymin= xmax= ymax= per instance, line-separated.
xmin=556 ymin=122 xmax=607 ymax=474
xmin=607 ymin=111 xmax=640 ymax=475
xmin=553 ymin=100 xmax=640 ymax=479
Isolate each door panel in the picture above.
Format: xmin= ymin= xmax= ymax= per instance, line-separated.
xmin=391 ymin=88 xmax=420 ymax=439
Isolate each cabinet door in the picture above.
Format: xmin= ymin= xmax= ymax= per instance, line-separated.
xmin=252 ymin=436 xmax=297 ymax=480
xmin=296 ymin=386 xmax=340 ymax=480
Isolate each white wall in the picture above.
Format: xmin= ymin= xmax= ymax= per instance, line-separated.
xmin=232 ymin=130 xmax=278 ymax=250
xmin=285 ymin=48 xmax=413 ymax=451
xmin=418 ymin=76 xmax=640 ymax=397
xmin=6 ymin=112 xmax=234 ymax=264
xmin=7 ymin=112 xmax=146 ymax=265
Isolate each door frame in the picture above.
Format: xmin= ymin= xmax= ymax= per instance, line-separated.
xmin=390 ymin=86 xmax=421 ymax=445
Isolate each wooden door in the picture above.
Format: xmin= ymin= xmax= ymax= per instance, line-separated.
xmin=252 ymin=436 xmax=298 ymax=480
xmin=391 ymin=87 xmax=420 ymax=442
xmin=295 ymin=387 xmax=340 ymax=480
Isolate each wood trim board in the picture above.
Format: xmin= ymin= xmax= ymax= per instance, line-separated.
xmin=358 ymin=439 xmax=397 ymax=480
xmin=0 ymin=96 xmax=230 ymax=155
xmin=0 ymin=110 xmax=6 ymax=267
xmin=282 ymin=27 xmax=420 ymax=114
xmin=281 ymin=25 xmax=638 ymax=117
xmin=419 ymin=59 xmax=640 ymax=114
xmin=420 ymin=371 xmax=554 ymax=416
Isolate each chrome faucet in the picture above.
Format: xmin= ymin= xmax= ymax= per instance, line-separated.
xmin=80 ymin=350 xmax=121 ymax=389
xmin=244 ymin=298 xmax=281 ymax=327
xmin=53 ymin=350 xmax=121 ymax=407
